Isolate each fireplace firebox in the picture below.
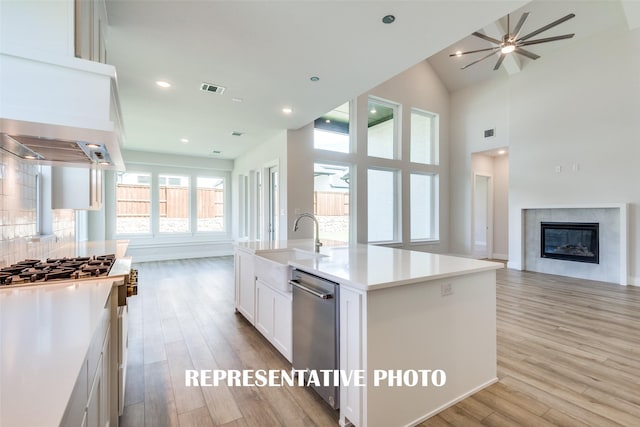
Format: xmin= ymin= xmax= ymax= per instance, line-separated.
xmin=541 ymin=222 xmax=599 ymax=264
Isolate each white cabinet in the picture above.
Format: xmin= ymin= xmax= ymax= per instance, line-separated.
xmin=61 ymin=287 xmax=117 ymax=427
xmin=74 ymin=0 xmax=108 ymax=63
xmin=52 ymin=166 xmax=103 ymax=210
xmin=234 ymin=248 xmax=292 ymax=362
xmin=234 ymin=248 xmax=256 ymax=324
xmin=86 ymin=351 xmax=104 ymax=427
xmin=339 ymin=286 xmax=364 ymax=427
xmin=255 ymin=279 xmax=292 ymax=362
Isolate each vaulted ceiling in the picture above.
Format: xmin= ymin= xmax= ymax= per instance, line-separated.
xmin=105 ymin=1 xmax=638 ymax=160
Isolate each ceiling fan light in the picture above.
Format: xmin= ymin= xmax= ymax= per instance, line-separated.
xmin=501 ymin=44 xmax=516 ymax=54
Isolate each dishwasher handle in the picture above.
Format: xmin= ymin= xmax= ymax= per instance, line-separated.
xmin=289 ymin=280 xmax=333 ymax=299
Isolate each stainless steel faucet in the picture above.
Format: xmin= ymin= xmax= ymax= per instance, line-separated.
xmin=293 ymin=213 xmax=322 ymax=253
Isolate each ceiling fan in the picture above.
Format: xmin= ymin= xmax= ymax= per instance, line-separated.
xmin=451 ymin=12 xmax=575 ymax=70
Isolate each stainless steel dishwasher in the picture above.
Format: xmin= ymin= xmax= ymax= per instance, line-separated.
xmin=290 ymin=269 xmax=339 ymax=409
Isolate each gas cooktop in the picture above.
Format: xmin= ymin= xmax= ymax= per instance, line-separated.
xmin=0 ymin=254 xmax=116 ymax=286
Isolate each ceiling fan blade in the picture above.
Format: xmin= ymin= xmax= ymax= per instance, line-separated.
xmin=514 ymin=48 xmax=540 ymax=60
xmin=449 ymin=46 xmax=501 ymax=57
xmin=519 ymin=34 xmax=575 ymax=46
xmin=472 ymin=31 xmax=502 ymax=45
xmin=512 ymin=12 xmax=529 ymax=38
xmin=494 ymin=54 xmax=506 ymax=70
xmin=461 ymin=51 xmax=498 ymax=70
xmin=519 ymin=13 xmax=575 ymax=42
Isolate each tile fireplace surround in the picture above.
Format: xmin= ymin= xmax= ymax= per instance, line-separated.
xmin=521 ymin=205 xmax=628 ymax=285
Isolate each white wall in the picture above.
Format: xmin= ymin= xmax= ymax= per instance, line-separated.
xmin=492 ymin=154 xmax=509 ymax=259
xmin=280 ymin=60 xmax=451 ymax=251
xmin=232 ymin=130 xmax=288 ymax=240
xmin=451 ymin=26 xmax=640 ymax=284
xmin=0 ymin=0 xmax=74 ymax=57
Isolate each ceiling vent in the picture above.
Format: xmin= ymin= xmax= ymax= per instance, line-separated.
xmin=200 ymin=82 xmax=226 ymax=94
xmin=231 ymin=131 xmax=243 ymax=136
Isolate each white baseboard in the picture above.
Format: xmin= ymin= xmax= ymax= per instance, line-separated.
xmin=507 ymin=261 xmax=522 ymax=270
xmin=127 ymin=241 xmax=234 ymax=262
xmin=403 ymin=377 xmax=499 ymax=427
xmin=626 ymin=276 xmax=640 ymax=286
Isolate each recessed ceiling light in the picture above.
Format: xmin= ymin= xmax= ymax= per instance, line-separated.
xmin=382 ymin=14 xmax=396 ymax=24
xmin=370 ymin=107 xmax=377 ymax=114
xmin=86 ymin=143 xmax=101 ymax=149
xmin=325 ymin=119 xmax=331 ymax=124
xmin=282 ymin=107 xmax=293 ymax=114
xmin=455 ymin=51 xmax=462 ymax=57
xmin=180 ymin=138 xmax=189 ymax=144
xmin=231 ymin=97 xmax=243 ymax=103
xmin=310 ymin=76 xmax=320 ymax=82
xmin=498 ymin=150 xmax=506 ymax=155
xmin=156 ymin=80 xmax=171 ymax=88
xmin=24 ymin=155 xmax=36 ymax=160
xmin=100 ymin=161 xmax=111 ymax=166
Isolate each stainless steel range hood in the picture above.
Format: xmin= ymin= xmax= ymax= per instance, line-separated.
xmin=0 ymin=134 xmax=113 ymax=166
xmin=0 ymin=49 xmax=125 ymax=169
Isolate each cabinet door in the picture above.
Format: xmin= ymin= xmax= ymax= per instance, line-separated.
xmin=52 ymin=167 xmax=102 ymax=210
xmin=255 ymin=280 xmax=274 ymax=338
xmin=339 ymin=286 xmax=363 ymax=427
xmin=235 ymin=250 xmax=255 ymax=324
xmin=272 ymin=290 xmax=292 ymax=362
xmin=101 ymin=327 xmax=111 ymax=427
xmin=86 ymin=353 xmax=103 ymax=427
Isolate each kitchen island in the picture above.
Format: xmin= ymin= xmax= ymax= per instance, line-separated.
xmin=235 ymin=241 xmax=502 ymax=427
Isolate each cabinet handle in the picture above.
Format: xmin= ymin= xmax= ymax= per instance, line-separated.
xmin=289 ymin=280 xmax=333 ymax=299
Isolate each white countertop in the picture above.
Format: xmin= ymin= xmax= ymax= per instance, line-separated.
xmin=0 ymin=279 xmax=115 ymax=426
xmin=236 ymin=241 xmax=502 ymax=291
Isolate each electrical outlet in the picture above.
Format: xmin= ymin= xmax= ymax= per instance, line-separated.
xmin=441 ymin=283 xmax=453 ymax=296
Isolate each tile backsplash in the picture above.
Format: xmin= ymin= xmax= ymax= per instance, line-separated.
xmin=0 ymin=151 xmax=75 ymax=266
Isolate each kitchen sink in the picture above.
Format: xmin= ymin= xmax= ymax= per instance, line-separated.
xmin=254 ymin=249 xmax=326 ymax=292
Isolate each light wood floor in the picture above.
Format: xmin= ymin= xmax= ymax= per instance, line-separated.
xmin=121 ymin=258 xmax=640 ymax=427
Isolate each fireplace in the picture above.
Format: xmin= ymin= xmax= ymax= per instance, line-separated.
xmin=541 ymin=222 xmax=599 ymax=264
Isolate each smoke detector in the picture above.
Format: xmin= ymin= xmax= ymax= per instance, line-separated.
xmin=200 ymin=82 xmax=226 ymax=94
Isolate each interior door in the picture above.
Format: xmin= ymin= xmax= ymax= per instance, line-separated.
xmin=473 ymin=174 xmax=491 ymax=258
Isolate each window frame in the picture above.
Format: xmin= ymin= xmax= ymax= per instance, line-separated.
xmin=409 ymin=172 xmax=439 ymax=243
xmin=114 ymin=168 xmax=229 ymax=238
xmin=410 ymin=108 xmax=439 ymax=166
xmin=367 ymin=167 xmax=401 ymax=244
xmin=158 ymin=173 xmax=191 ymax=235
xmin=367 ymin=96 xmax=401 ymax=160
xmin=115 ymin=171 xmax=153 ymax=236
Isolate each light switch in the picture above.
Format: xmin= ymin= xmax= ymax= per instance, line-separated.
xmin=555 ymin=165 xmax=562 ymax=173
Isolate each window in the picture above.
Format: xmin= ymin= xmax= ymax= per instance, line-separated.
xmin=410 ymin=173 xmax=438 ymax=241
xmin=314 ymin=163 xmax=350 ymax=243
xmin=368 ymin=169 xmax=398 ymax=242
xmin=411 ymin=109 xmax=438 ymax=165
xmin=197 ymin=177 xmax=224 ymax=232
xmin=159 ymin=174 xmax=190 ymax=233
xmin=116 ymin=172 xmax=151 ymax=234
xmin=255 ymin=171 xmax=262 ymax=240
xmin=314 ymin=102 xmax=350 ymax=153
xmin=367 ymin=98 xmax=398 ymax=159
